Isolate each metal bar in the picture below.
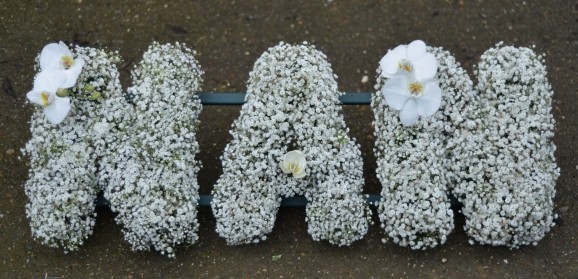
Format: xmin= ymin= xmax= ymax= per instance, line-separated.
xmin=198 ymin=92 xmax=372 ymax=105
xmin=96 ymin=193 xmax=382 ymax=207
xmin=198 ymin=92 xmax=246 ymax=105
xmin=338 ymin=92 xmax=372 ymax=105
xmin=98 ymin=92 xmax=458 ymax=209
xmin=97 ymin=193 xmax=462 ymax=208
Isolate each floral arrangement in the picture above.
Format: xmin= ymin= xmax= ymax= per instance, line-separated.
xmin=24 ymin=42 xmax=203 ymax=257
xmin=24 ymin=42 xmax=124 ymax=251
xmin=373 ymin=40 xmax=559 ymax=249
xmin=373 ymin=40 xmax=472 ymax=249
xmin=211 ymin=42 xmax=371 ymax=246
xmin=102 ymin=42 xmax=204 ymax=257
xmin=450 ymin=43 xmax=559 ymax=248
xmin=23 ymin=38 xmax=558 ymax=255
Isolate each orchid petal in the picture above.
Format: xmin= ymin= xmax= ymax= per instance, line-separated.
xmin=280 ymin=150 xmax=307 ymax=178
xmin=412 ymin=53 xmax=438 ymax=80
xmin=61 ymin=58 xmax=85 ymax=88
xmin=26 ymin=90 xmax=44 ymax=105
xmin=382 ymin=75 xmax=411 ymax=110
xmin=58 ymin=41 xmax=69 ymax=49
xmin=34 ymin=70 xmax=67 ymax=93
xmin=43 ymin=97 xmax=71 ymax=124
xmin=279 ymin=161 xmax=291 ymax=174
xmin=400 ymin=98 xmax=419 ymax=126
xmin=39 ymin=42 xmax=72 ymax=70
xmin=285 ymin=150 xmax=305 ymax=164
xmin=417 ymin=81 xmax=442 ymax=117
xmin=406 ymin=40 xmax=426 ymax=61
xmin=379 ymin=45 xmax=407 ymax=77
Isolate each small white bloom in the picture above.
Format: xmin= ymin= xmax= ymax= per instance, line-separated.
xmin=27 ymin=70 xmax=71 ymax=124
xmin=279 ymin=150 xmax=307 ymax=178
xmin=40 ymin=41 xmax=85 ymax=88
xmin=382 ymin=74 xmax=441 ymax=126
xmin=379 ymin=40 xmax=437 ymax=80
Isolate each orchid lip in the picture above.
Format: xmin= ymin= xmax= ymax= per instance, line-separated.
xmin=398 ymin=59 xmax=413 ymax=73
xmin=408 ymin=82 xmax=424 ymax=96
xmin=40 ymin=91 xmax=53 ymax=107
xmin=61 ymin=55 xmax=74 ymax=69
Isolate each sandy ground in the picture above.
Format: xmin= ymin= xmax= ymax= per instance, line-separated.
xmin=0 ymin=0 xmax=577 ymax=278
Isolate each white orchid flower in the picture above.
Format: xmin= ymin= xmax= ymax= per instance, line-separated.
xmin=279 ymin=150 xmax=307 ymax=179
xmin=382 ymin=73 xmax=442 ymax=126
xmin=40 ymin=41 xmax=85 ymax=88
xmin=379 ymin=40 xmax=437 ymax=80
xmin=27 ymin=70 xmax=72 ymax=124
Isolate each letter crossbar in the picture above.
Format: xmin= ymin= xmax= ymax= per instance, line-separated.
xmin=97 ymin=92 xmax=380 ymax=207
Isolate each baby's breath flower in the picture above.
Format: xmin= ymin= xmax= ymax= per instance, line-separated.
xmin=373 ymin=42 xmax=559 ymax=250
xmin=373 ymin=45 xmax=471 ymax=249
xmin=102 ymin=42 xmax=203 ymax=258
xmin=451 ymin=43 xmax=559 ymax=248
xmin=24 ymin=44 xmax=123 ymax=252
xmin=24 ymin=41 xmax=203 ymax=258
xmin=212 ymin=42 xmax=371 ymax=246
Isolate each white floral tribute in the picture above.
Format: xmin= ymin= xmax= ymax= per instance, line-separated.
xmin=24 ymin=42 xmax=203 ymax=257
xmin=24 ymin=42 xmax=126 ymax=251
xmin=23 ymin=39 xmax=559 ymax=255
xmin=450 ymin=43 xmax=559 ymax=248
xmin=103 ymin=42 xmax=204 ymax=257
xmin=373 ymin=40 xmax=559 ymax=249
xmin=211 ymin=42 xmax=371 ymax=246
xmin=373 ymin=40 xmax=476 ymax=249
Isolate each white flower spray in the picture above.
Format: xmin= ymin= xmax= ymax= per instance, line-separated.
xmin=373 ymin=41 xmax=477 ymax=249
xmin=450 ymin=43 xmax=559 ymax=248
xmin=24 ymin=42 xmax=203 ymax=257
xmin=374 ymin=41 xmax=559 ymax=249
xmin=25 ymin=42 xmax=87 ymax=124
xmin=103 ymin=42 xmax=203 ymax=258
xmin=24 ymin=43 xmax=124 ymax=251
xmin=212 ymin=42 xmax=371 ymax=246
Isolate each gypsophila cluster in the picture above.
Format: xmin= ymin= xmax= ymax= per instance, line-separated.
xmin=103 ymin=42 xmax=203 ymax=257
xmin=24 ymin=44 xmax=124 ymax=251
xmin=24 ymin=42 xmax=203 ymax=257
xmin=211 ymin=42 xmax=371 ymax=246
xmin=372 ymin=45 xmax=479 ymax=249
xmin=449 ymin=43 xmax=559 ymax=248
